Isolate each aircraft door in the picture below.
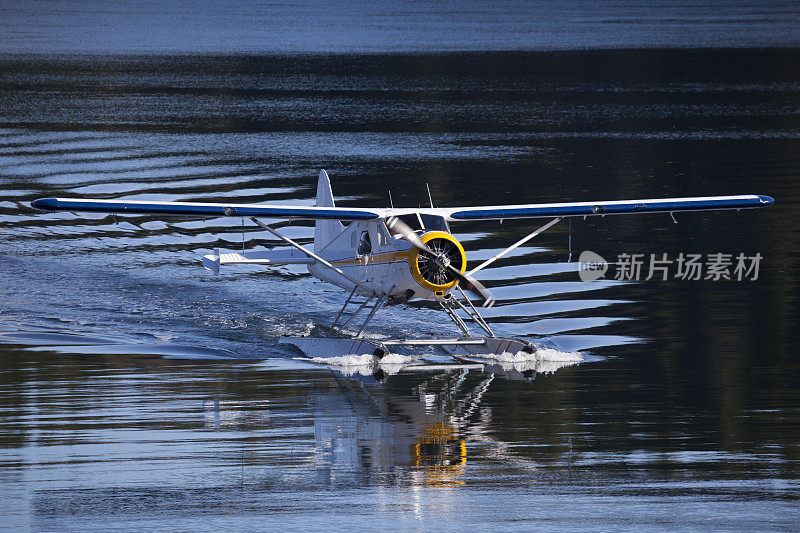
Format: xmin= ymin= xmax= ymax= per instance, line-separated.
xmin=370 ymin=224 xmax=390 ymax=290
xmin=354 ymin=223 xmax=373 ymax=284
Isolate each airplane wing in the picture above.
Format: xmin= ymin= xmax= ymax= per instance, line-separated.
xmin=441 ymin=194 xmax=773 ymax=221
xmin=30 ymin=197 xmax=381 ymax=220
xmin=32 ymin=194 xmax=774 ymax=222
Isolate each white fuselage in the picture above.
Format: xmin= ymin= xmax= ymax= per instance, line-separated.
xmin=308 ymin=218 xmax=460 ymax=303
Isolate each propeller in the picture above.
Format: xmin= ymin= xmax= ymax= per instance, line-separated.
xmin=386 ymin=216 xmax=495 ymax=307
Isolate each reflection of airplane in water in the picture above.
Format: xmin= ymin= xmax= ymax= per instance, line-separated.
xmin=200 ymin=359 xmax=565 ymax=487
xmin=311 ymin=366 xmax=541 ymax=487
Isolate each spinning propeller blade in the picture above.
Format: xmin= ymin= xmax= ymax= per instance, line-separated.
xmin=386 ymin=217 xmax=495 ymax=307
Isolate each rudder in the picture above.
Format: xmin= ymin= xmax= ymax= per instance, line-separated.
xmin=314 ymin=169 xmax=343 ymax=252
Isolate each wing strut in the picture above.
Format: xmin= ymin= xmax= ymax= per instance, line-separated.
xmin=467 ymin=217 xmax=562 ymax=276
xmin=250 ymin=218 xmax=372 ymax=294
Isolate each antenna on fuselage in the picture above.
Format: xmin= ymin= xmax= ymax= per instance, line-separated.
xmin=426 ymin=183 xmax=434 ymax=208
xmin=388 ymin=189 xmax=394 ymax=208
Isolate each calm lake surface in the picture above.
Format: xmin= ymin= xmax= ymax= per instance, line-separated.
xmin=1 ymin=9 xmax=800 ymax=529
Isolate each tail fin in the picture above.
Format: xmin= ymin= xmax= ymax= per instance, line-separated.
xmin=314 ymin=169 xmax=343 ymax=252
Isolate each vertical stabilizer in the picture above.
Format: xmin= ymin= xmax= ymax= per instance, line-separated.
xmin=314 ymin=169 xmax=343 ymax=252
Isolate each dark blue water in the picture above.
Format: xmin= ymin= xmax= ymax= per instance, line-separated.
xmin=1 ymin=3 xmax=800 ymax=531
xmin=2 ymin=0 xmax=799 ymax=53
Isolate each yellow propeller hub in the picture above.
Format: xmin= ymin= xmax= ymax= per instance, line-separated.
xmin=409 ymin=231 xmax=466 ymax=293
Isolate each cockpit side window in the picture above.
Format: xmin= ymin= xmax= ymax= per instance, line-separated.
xmin=374 ymin=223 xmax=390 ymax=247
xmin=357 ymin=230 xmax=372 ymax=255
xmin=419 ymin=214 xmax=449 ymax=232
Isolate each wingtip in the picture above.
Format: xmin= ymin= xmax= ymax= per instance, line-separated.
xmin=31 ymin=198 xmax=59 ymax=211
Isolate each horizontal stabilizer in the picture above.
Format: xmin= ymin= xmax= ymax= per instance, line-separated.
xmin=202 ymin=248 xmax=313 ymax=273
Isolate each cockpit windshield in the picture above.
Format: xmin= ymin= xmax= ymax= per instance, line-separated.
xmin=395 ymin=214 xmax=423 ymax=231
xmin=388 ymin=213 xmax=450 ymax=236
xmin=420 ymin=214 xmax=448 ymax=232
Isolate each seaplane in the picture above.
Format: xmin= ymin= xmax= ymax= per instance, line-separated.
xmin=31 ymin=170 xmax=773 ymax=369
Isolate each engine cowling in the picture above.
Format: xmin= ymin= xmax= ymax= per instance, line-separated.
xmin=409 ymin=231 xmax=466 ymax=293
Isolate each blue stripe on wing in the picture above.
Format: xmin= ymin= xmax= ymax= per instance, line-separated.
xmin=31 ymin=198 xmax=380 ymax=220
xmin=448 ymin=195 xmax=773 ymax=220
